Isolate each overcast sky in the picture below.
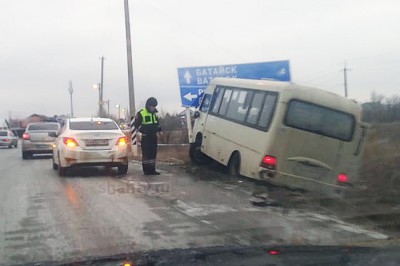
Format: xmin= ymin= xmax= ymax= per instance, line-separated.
xmin=1 ymin=0 xmax=399 ymax=121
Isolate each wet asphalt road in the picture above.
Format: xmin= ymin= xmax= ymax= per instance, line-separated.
xmin=0 ymin=143 xmax=389 ymax=265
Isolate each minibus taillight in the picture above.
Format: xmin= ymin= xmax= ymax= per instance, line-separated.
xmin=337 ymin=173 xmax=348 ymax=183
xmin=267 ymin=249 xmax=280 ymax=255
xmin=22 ymin=133 xmax=30 ymax=140
xmin=261 ymin=155 xmax=277 ymax=170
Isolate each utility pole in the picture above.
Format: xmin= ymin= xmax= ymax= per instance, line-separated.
xmin=343 ymin=61 xmax=350 ymax=98
xmin=105 ymin=100 xmax=110 ymax=116
xmin=96 ymin=82 xmax=101 ymax=116
xmin=124 ymin=0 xmax=136 ymax=118
xmin=99 ymin=56 xmax=105 ymax=117
xmin=68 ymin=81 xmax=74 ymax=117
xmin=116 ymin=104 xmax=121 ymax=123
xmin=124 ymin=0 xmax=139 ymax=156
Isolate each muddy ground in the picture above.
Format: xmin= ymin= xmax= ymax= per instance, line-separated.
xmin=130 ymin=123 xmax=400 ymax=240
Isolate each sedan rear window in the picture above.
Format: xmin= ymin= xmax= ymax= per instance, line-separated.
xmin=0 ymin=131 xmax=8 ymax=136
xmin=70 ymin=121 xmax=118 ymax=130
xmin=28 ymin=123 xmax=59 ymax=131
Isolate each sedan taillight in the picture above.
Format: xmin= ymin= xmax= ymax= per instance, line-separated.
xmin=63 ymin=137 xmax=79 ymax=147
xmin=116 ymin=136 xmax=128 ymax=146
xmin=22 ymin=133 xmax=30 ymax=140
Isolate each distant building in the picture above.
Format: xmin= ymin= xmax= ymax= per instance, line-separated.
xmin=20 ymin=114 xmax=49 ymax=128
xmin=20 ymin=114 xmax=61 ymax=128
xmin=2 ymin=114 xmax=64 ymax=137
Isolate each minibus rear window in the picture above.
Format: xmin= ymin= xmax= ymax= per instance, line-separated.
xmin=284 ymin=100 xmax=355 ymax=141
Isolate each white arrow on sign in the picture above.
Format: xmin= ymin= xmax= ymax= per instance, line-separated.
xmin=278 ymin=68 xmax=287 ymax=75
xmin=184 ymin=92 xmax=198 ymax=101
xmin=184 ymin=71 xmax=192 ymax=84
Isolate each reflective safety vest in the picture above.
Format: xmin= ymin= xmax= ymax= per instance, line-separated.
xmin=140 ymin=108 xmax=158 ymax=125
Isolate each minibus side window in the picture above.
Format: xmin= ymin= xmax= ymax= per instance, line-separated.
xmin=226 ymin=89 xmax=253 ymax=122
xmin=199 ymin=94 xmax=212 ymax=113
xmin=258 ymin=94 xmax=277 ymax=128
xmin=246 ymin=91 xmax=266 ymax=125
xmin=211 ymin=87 xmax=225 ymax=114
xmin=219 ymin=89 xmax=233 ymax=116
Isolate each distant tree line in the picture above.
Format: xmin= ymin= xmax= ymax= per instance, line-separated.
xmin=158 ymin=112 xmax=188 ymax=144
xmin=362 ymin=91 xmax=400 ymax=123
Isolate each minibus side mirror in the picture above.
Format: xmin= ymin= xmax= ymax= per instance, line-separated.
xmin=194 ymin=111 xmax=200 ymax=119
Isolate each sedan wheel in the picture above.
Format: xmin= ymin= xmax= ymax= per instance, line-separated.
xmin=52 ymin=157 xmax=58 ymax=170
xmin=22 ymin=151 xmax=30 ymax=160
xmin=58 ymin=156 xmax=67 ymax=177
xmin=117 ymin=165 xmax=128 ymax=175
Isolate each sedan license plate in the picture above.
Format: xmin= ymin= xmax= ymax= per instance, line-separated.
xmin=36 ymin=144 xmax=50 ymax=149
xmin=85 ymin=139 xmax=109 ymax=146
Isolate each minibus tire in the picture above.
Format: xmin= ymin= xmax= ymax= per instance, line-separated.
xmin=228 ymin=152 xmax=240 ymax=177
xmin=189 ymin=142 xmax=210 ymax=164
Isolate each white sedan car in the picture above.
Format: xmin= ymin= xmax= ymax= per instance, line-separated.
xmin=0 ymin=129 xmax=18 ymax=148
xmin=52 ymin=118 xmax=129 ymax=176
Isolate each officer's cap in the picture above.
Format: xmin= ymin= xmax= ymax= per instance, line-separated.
xmin=146 ymin=97 xmax=158 ymax=107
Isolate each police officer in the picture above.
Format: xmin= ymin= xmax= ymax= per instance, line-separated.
xmin=133 ymin=97 xmax=163 ymax=175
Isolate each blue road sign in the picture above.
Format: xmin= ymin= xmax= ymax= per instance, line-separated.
xmin=180 ymin=87 xmax=204 ymax=107
xmin=177 ymin=60 xmax=291 ymax=107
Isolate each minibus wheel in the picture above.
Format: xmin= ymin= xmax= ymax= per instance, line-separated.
xmin=189 ymin=141 xmax=210 ymax=164
xmin=228 ymin=152 xmax=241 ymax=177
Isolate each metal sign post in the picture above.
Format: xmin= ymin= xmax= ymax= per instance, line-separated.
xmin=185 ymin=107 xmax=193 ymax=142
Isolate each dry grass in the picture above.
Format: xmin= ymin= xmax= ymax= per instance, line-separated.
xmin=130 ymin=144 xmax=190 ymax=165
xmin=360 ymin=122 xmax=400 ymax=200
xmin=124 ymin=130 xmax=190 ymax=165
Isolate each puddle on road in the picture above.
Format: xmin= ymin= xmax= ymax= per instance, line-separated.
xmin=184 ymin=163 xmax=232 ymax=182
xmin=172 ymin=199 xmax=237 ymax=217
xmin=251 ymin=200 xmax=280 ymax=207
xmin=346 ymin=213 xmax=400 ymax=235
xmin=171 ymin=163 xmax=395 ymax=240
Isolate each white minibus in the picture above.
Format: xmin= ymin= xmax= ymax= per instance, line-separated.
xmin=190 ymin=78 xmax=368 ymax=197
